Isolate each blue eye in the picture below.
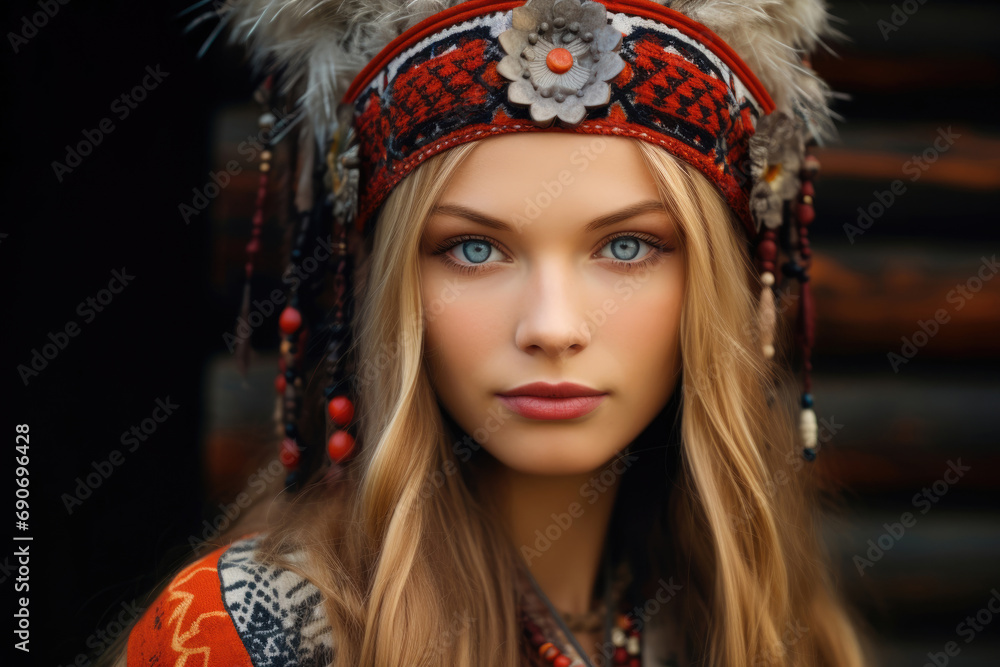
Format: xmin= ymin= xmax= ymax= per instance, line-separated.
xmin=432 ymin=232 xmax=673 ymax=275
xmin=598 ymin=235 xmax=657 ymax=262
xmin=457 ymin=239 xmax=496 ymax=264
xmin=431 ymin=235 xmax=507 ymax=273
xmin=604 ymin=236 xmax=642 ymax=261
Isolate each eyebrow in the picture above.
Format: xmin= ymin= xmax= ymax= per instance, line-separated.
xmin=429 ymin=199 xmax=670 ymax=234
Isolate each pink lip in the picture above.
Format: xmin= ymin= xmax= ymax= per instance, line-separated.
xmin=496 ymin=382 xmax=607 ymax=420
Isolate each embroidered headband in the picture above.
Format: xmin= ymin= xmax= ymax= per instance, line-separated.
xmin=200 ymin=0 xmax=839 ymax=489
xmin=337 ymin=0 xmax=775 ymax=238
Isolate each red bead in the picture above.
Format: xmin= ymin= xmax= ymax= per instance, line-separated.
xmin=629 ymin=659 xmax=641 ymax=667
xmin=801 ymin=181 xmax=815 ymax=197
xmin=246 ymin=239 xmax=260 ymax=254
xmin=327 ymin=430 xmax=355 ymax=463
xmin=279 ymin=438 xmax=300 ymax=469
xmin=797 ymin=204 xmax=815 ymax=225
xmin=279 ymin=307 xmax=302 ymax=335
xmin=554 ymin=656 xmax=572 ymax=667
xmin=327 ymin=395 xmax=355 ymax=426
xmin=614 ymin=647 xmax=627 ymax=663
xmin=274 ymin=375 xmax=287 ymax=393
xmin=756 ymin=239 xmax=777 ymax=263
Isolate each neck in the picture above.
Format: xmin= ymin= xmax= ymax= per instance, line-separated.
xmin=481 ymin=457 xmax=623 ymax=615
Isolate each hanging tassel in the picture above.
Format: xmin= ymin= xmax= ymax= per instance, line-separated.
xmin=800 ymin=397 xmax=818 ymax=454
xmin=759 ymin=272 xmax=777 ymax=359
xmin=797 ymin=149 xmax=820 ymax=460
xmin=798 ymin=278 xmax=817 ymax=460
xmin=800 ymin=278 xmax=815 ymax=351
xmin=755 ymin=228 xmax=779 ymax=360
xmin=234 ymin=75 xmax=275 ymax=378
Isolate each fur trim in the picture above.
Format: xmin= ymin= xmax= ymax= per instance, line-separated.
xmin=201 ymin=0 xmax=838 ymax=149
xmin=666 ymin=0 xmax=839 ymax=139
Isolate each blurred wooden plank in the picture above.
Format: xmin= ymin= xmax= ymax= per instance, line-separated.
xmin=799 ymin=249 xmax=1000 ymax=357
xmin=815 ymin=52 xmax=1000 ymax=93
xmin=824 ymin=511 xmax=1000 ymax=614
xmin=814 ymin=132 xmax=1000 ymax=190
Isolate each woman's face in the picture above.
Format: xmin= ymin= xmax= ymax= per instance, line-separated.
xmin=419 ymin=133 xmax=685 ymax=476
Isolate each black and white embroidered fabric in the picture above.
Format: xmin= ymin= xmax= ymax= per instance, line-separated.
xmin=218 ymin=536 xmax=335 ymax=666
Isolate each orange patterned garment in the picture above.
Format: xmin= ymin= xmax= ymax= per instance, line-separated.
xmin=128 ymin=544 xmax=253 ymax=666
xmin=125 ymin=534 xmax=681 ymax=666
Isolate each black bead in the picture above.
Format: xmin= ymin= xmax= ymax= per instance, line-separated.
xmin=781 ymin=261 xmax=803 ymax=279
xmin=802 ymin=448 xmax=817 ymax=462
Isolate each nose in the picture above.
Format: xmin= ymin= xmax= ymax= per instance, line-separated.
xmin=513 ymin=259 xmax=592 ymax=357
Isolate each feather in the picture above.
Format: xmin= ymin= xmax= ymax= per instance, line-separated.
xmin=664 ymin=0 xmax=839 ymax=142
xmin=194 ymin=0 xmax=838 ymax=154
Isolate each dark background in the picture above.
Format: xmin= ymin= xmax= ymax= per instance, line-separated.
xmin=3 ymin=1 xmax=999 ymax=665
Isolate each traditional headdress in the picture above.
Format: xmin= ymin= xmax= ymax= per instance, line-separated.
xmin=192 ymin=0 xmax=838 ymax=492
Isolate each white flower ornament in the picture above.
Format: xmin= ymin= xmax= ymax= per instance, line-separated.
xmin=497 ymin=0 xmax=625 ymax=127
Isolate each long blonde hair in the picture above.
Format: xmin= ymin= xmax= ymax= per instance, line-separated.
xmin=107 ymin=136 xmax=869 ymax=667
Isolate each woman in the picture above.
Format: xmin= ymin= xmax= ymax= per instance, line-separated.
xmin=108 ymin=0 xmax=868 ymax=665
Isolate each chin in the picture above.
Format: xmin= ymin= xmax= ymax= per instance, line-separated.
xmin=484 ymin=430 xmax=626 ymax=477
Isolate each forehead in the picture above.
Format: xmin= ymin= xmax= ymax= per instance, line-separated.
xmin=435 ymin=133 xmax=662 ymax=218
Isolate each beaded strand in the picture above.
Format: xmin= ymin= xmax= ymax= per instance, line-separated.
xmin=521 ymin=605 xmax=641 ymax=667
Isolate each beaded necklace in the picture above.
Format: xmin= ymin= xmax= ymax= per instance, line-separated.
xmin=521 ymin=605 xmax=641 ymax=666
xmin=519 ymin=550 xmax=641 ymax=667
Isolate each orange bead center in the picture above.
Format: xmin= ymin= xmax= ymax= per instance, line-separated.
xmin=545 ymin=47 xmax=574 ymax=74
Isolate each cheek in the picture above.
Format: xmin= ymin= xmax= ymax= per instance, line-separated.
xmin=420 ymin=270 xmax=504 ymax=394
xmin=602 ymin=266 xmax=684 ymax=389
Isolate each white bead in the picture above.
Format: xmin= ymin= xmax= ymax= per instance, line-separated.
xmin=800 ymin=408 xmax=818 ymax=449
xmin=761 ymin=271 xmax=775 ymax=286
xmin=611 ymin=626 xmax=626 ymax=647
xmin=627 ymin=635 xmax=640 ymax=655
xmin=763 ymin=344 xmax=775 ymax=359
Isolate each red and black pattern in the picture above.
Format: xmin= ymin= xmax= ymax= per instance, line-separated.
xmin=348 ymin=0 xmax=773 ymax=237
